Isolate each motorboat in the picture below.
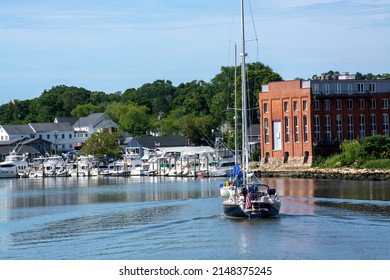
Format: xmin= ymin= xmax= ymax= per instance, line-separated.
xmin=0 ymin=150 xmax=30 ymax=178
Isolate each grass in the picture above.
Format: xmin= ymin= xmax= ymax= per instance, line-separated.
xmin=362 ymin=159 xmax=390 ymax=169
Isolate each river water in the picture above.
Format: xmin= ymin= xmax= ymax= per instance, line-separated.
xmin=0 ymin=176 xmax=389 ymax=260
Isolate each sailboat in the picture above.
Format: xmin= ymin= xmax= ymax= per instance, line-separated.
xmin=221 ymin=0 xmax=281 ymax=218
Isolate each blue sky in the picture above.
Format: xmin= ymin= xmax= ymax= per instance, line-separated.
xmin=1 ymin=0 xmax=389 ymax=105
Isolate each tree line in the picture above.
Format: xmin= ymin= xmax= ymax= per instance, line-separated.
xmin=1 ymin=66 xmax=388 ymax=146
xmin=0 ymin=62 xmax=282 ymax=146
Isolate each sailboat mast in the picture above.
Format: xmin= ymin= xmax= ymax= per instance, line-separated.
xmin=240 ymin=0 xmax=249 ymax=185
xmin=234 ymin=44 xmax=238 ymax=165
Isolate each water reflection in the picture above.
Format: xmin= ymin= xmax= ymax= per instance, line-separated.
xmin=263 ymin=177 xmax=390 ymax=201
xmin=1 ymin=177 xmax=390 ymax=216
xmin=0 ymin=177 xmax=218 ymax=211
xmin=262 ymin=178 xmax=390 ymax=217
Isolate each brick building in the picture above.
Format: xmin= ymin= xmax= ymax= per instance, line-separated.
xmin=258 ymin=75 xmax=390 ymax=169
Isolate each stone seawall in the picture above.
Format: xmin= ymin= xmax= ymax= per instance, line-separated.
xmin=254 ymin=168 xmax=390 ymax=181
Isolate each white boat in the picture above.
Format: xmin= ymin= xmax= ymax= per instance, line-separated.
xmin=221 ymin=0 xmax=281 ymax=218
xmin=42 ymin=155 xmax=66 ymax=177
xmin=208 ymin=158 xmax=236 ymax=177
xmin=0 ymin=150 xmax=30 ymax=178
xmin=124 ymin=147 xmax=148 ymax=176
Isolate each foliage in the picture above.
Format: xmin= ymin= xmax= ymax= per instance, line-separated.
xmin=181 ymin=114 xmax=218 ymax=145
xmin=314 ymin=136 xmax=390 ymax=169
xmin=363 ymin=159 xmax=390 ymax=169
xmin=71 ymin=104 xmax=101 ymax=117
xmin=105 ymin=102 xmax=152 ymax=136
xmin=2 ymin=64 xmax=389 ymax=152
xmin=79 ymin=130 xmax=122 ymax=159
xmin=360 ymin=135 xmax=390 ymax=159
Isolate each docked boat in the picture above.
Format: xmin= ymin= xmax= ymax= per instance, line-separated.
xmin=124 ymin=147 xmax=148 ymax=176
xmin=0 ymin=150 xmax=30 ymax=178
xmin=221 ymin=0 xmax=281 ymax=218
xmin=208 ymin=157 xmax=236 ymax=177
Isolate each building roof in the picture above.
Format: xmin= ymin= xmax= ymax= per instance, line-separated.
xmin=1 ymin=124 xmax=34 ymax=134
xmin=95 ymin=119 xmax=118 ymax=129
xmin=138 ymin=136 xmax=189 ymax=149
xmin=29 ymin=122 xmax=74 ymax=133
xmin=54 ymin=117 xmax=78 ymax=125
xmin=76 ymin=113 xmax=105 ymax=128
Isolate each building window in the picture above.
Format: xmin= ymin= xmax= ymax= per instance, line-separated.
xmin=264 ymin=118 xmax=269 ymax=144
xmin=313 ymin=84 xmax=320 ymax=94
xmin=382 ymin=99 xmax=389 ymax=109
xmin=284 ymin=101 xmax=289 ymax=112
xmin=358 ymin=83 xmax=364 ymax=93
xmin=347 ymin=99 xmax=353 ymax=110
xmin=347 ymin=83 xmax=353 ymax=94
xmin=335 ymin=83 xmax=342 ymax=93
xmin=284 ymin=116 xmax=290 ymax=143
xmin=293 ymin=101 xmax=298 ymax=111
xmin=294 ymin=116 xmax=299 ymax=143
xmin=62 ymin=134 xmax=65 ymax=139
xmin=323 ymin=84 xmax=330 ymax=94
xmin=369 ymin=82 xmax=376 ymax=93
xmin=69 ymin=134 xmax=72 ymax=139
xmin=336 ymin=115 xmax=343 ymax=141
xmin=303 ymin=100 xmax=308 ymax=111
xmin=383 ymin=114 xmax=389 ymax=136
xmin=47 ymin=134 xmax=50 ymax=139
xmin=336 ymin=99 xmax=342 ymax=110
xmin=303 ymin=115 xmax=308 ymax=142
xmin=313 ymin=100 xmax=319 ymax=110
xmin=314 ymin=115 xmax=320 ymax=141
xmin=370 ymin=99 xmax=376 ymax=109
xmin=371 ymin=114 xmax=377 ymax=136
xmin=324 ymin=100 xmax=330 ymax=110
xmin=359 ymin=115 xmax=366 ymax=140
xmin=263 ymin=103 xmax=268 ymax=113
xmin=359 ymin=99 xmax=365 ymax=109
xmin=325 ymin=115 xmax=331 ymax=142
xmin=348 ymin=115 xmax=354 ymax=140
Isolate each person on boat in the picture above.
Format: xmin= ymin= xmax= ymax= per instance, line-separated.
xmin=236 ymin=171 xmax=243 ymax=187
xmin=241 ymin=186 xmax=248 ymax=202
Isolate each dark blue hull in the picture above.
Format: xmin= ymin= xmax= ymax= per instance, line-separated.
xmin=222 ymin=203 xmax=248 ymax=218
xmin=223 ymin=202 xmax=280 ymax=219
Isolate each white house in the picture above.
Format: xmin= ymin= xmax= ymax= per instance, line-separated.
xmin=0 ymin=113 xmax=119 ymax=153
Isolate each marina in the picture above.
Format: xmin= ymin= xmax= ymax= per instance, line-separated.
xmin=0 ymin=176 xmax=389 ymax=260
xmin=0 ymin=143 xmax=238 ymax=179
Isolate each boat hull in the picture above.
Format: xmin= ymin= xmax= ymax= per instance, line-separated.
xmin=222 ymin=203 xmax=248 ymax=218
xmin=223 ymin=201 xmax=280 ymax=219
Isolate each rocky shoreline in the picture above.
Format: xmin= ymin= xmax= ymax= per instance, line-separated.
xmin=255 ymin=168 xmax=390 ymax=181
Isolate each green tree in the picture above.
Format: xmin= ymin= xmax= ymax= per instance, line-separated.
xmin=123 ymin=80 xmax=176 ymax=115
xmin=71 ymin=104 xmax=101 ymax=117
xmin=182 ymin=114 xmax=218 ymax=145
xmin=361 ymin=135 xmax=390 ymax=159
xmin=0 ymin=99 xmax=30 ymax=124
xmin=119 ymin=103 xmax=151 ymax=136
xmin=80 ymin=130 xmax=122 ymax=158
xmin=105 ymin=102 xmax=151 ymax=135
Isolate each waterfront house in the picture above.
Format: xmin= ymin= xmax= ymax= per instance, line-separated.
xmin=0 ymin=113 xmax=119 ymax=154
